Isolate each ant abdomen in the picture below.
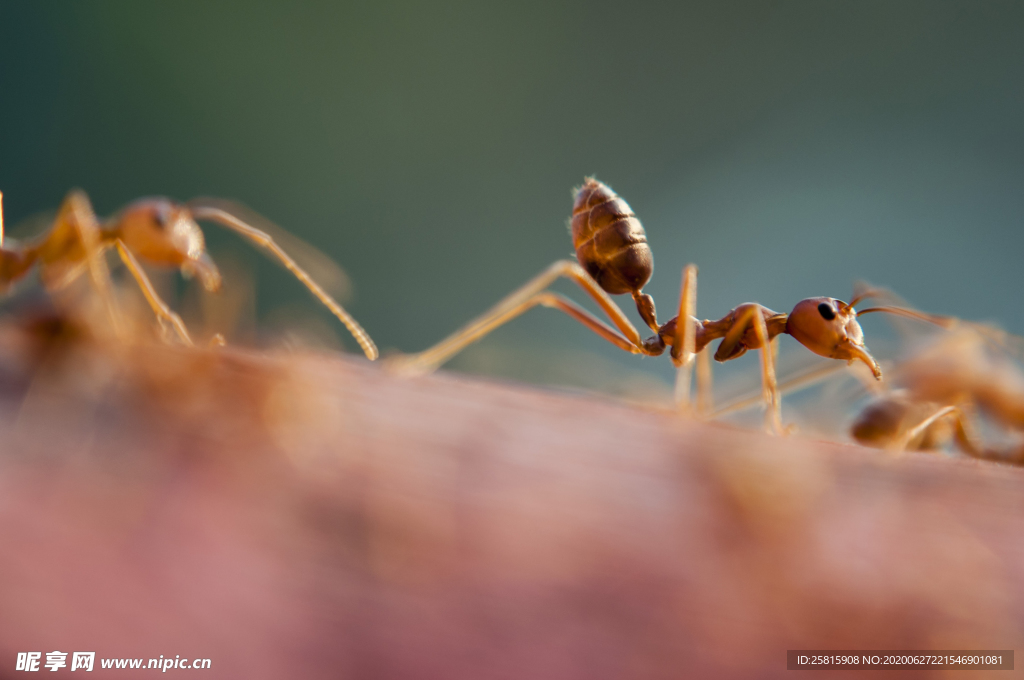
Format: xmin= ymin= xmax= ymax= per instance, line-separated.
xmin=571 ymin=178 xmax=653 ymax=296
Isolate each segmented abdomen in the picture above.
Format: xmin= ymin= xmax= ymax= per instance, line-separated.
xmin=570 ymin=178 xmax=653 ymax=295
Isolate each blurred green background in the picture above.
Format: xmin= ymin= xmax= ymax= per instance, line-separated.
xmin=1 ymin=1 xmax=1022 ymax=400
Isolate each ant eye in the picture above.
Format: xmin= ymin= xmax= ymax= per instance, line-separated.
xmin=152 ymin=207 xmax=169 ymax=229
xmin=818 ymin=302 xmax=836 ymax=321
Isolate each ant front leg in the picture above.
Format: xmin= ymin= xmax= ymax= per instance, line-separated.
xmin=715 ymin=304 xmax=783 ymax=434
xmin=389 ymin=259 xmax=656 ymax=375
xmin=114 ymin=241 xmax=194 ymax=346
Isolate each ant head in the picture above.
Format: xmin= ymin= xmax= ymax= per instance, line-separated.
xmin=115 ymin=199 xmax=222 ymax=291
xmin=786 ymin=297 xmax=882 ymax=379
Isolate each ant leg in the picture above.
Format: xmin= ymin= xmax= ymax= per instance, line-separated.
xmin=672 ymin=265 xmax=698 ymax=410
xmin=114 ymin=241 xmax=193 ymax=346
xmin=712 ymin=361 xmax=848 ymax=418
xmin=695 ymin=350 xmax=714 ymax=416
xmin=950 ymin=411 xmax=982 ymax=458
xmin=390 ymin=290 xmax=640 ymax=376
xmin=716 ymin=305 xmax=782 ymax=433
xmin=753 ymin=311 xmax=782 ymax=433
xmin=46 ymin=261 xmax=90 ymax=290
xmin=390 ymin=260 xmax=650 ymax=375
xmin=532 ymin=292 xmax=643 ymax=352
xmin=188 ymin=206 xmax=378 ymax=360
xmin=893 ymin=405 xmax=964 ymax=453
xmin=49 ymin=191 xmax=123 ymax=335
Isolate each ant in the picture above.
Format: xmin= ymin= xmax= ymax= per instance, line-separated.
xmin=389 ymin=177 xmax=916 ymax=431
xmin=850 ymin=325 xmax=1024 ymax=466
xmin=0 ymin=190 xmax=378 ymax=359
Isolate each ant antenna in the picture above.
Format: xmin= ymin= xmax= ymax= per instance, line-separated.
xmin=856 ymin=305 xmax=958 ymax=329
xmin=846 ymin=285 xmax=903 ymax=309
xmin=845 ymin=284 xmax=956 ymax=329
xmin=187 ymin=202 xmax=379 ymax=360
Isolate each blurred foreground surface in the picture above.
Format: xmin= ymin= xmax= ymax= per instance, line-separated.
xmin=0 ymin=319 xmax=1022 ymax=679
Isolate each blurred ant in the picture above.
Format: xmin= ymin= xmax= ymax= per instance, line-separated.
xmin=0 ymin=190 xmax=378 ymax=359
xmin=850 ymin=326 xmax=1024 ymax=466
xmin=390 ymin=177 xmax=920 ymax=431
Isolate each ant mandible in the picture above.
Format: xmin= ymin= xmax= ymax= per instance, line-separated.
xmin=0 ymin=190 xmax=378 ymax=359
xmin=391 ymin=177 xmax=922 ymax=431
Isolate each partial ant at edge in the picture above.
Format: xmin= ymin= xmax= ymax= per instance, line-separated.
xmin=0 ymin=190 xmax=378 ymax=360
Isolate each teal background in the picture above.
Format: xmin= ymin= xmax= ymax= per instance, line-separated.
xmin=1 ymin=2 xmax=1022 ymax=401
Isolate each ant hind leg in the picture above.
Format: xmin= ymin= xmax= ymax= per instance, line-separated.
xmin=48 ymin=191 xmax=123 ymax=336
xmin=388 ymin=260 xmax=652 ymax=375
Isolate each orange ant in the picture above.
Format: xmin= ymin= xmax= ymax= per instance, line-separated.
xmin=0 ymin=190 xmax=378 ymax=359
xmin=390 ymin=177 xmax=918 ymax=431
xmin=850 ymin=325 xmax=1024 ymax=465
